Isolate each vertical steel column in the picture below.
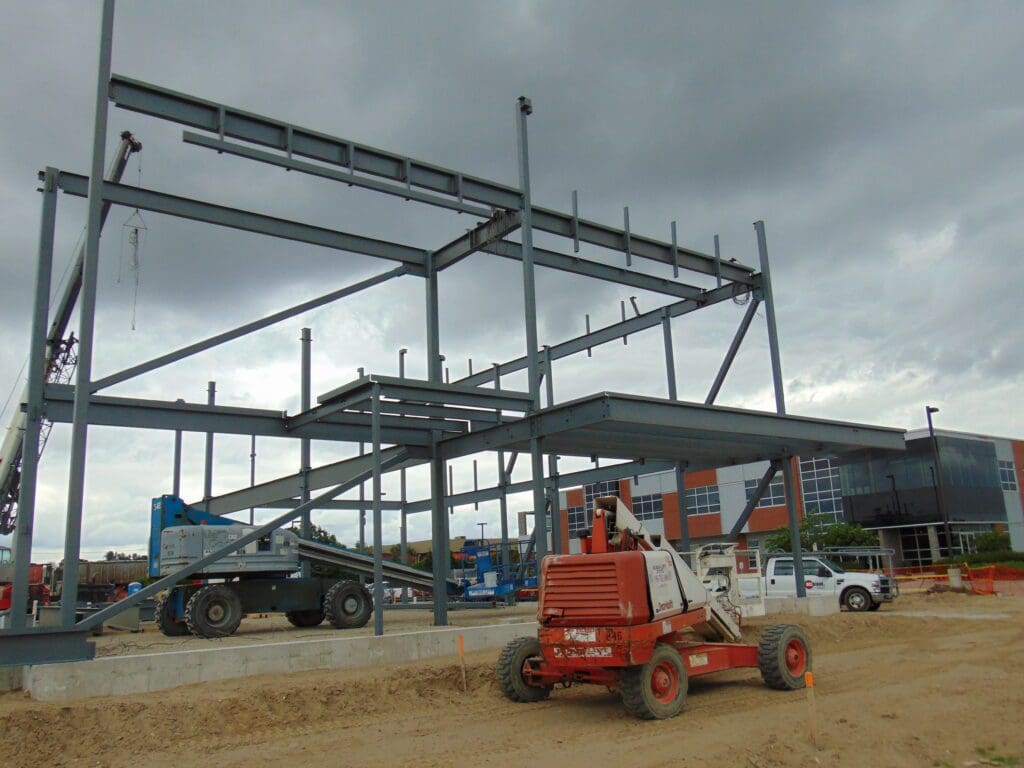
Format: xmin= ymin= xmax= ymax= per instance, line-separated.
xmin=661 ymin=310 xmax=690 ymax=557
xmin=425 ymin=253 xmax=448 ymax=625
xmin=248 ymin=434 xmax=256 ymax=525
xmin=370 ymin=383 xmax=384 ymax=636
xmin=515 ymin=96 xmax=548 ymax=561
xmin=754 ymin=220 xmax=804 ymax=596
xmin=399 ymin=347 xmax=409 ymax=602
xmin=299 ymin=328 xmax=312 ymax=578
xmin=203 ymin=381 xmax=215 ymax=500
xmin=172 ymin=427 xmax=182 ymax=498
xmin=9 ymin=168 xmax=58 ymax=629
xmin=543 ymin=347 xmax=561 ymax=554
xmin=61 ymin=0 xmax=115 ymax=627
xmin=494 ymin=364 xmax=511 ymax=573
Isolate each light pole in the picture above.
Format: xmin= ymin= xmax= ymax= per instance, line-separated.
xmin=926 ymin=406 xmax=953 ymax=557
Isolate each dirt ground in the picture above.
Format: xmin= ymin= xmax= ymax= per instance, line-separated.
xmin=92 ymin=603 xmax=536 ymax=657
xmin=2 ymin=591 xmax=1023 ymax=768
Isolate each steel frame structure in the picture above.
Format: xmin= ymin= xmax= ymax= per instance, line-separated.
xmin=0 ymin=1 xmax=904 ymax=666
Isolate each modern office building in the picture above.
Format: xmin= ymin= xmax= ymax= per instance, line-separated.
xmin=554 ymin=428 xmax=1023 ymax=566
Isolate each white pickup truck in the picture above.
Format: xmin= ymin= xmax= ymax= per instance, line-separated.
xmin=764 ymin=555 xmax=897 ymax=611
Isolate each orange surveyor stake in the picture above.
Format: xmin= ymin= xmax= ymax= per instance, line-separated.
xmin=457 ymin=634 xmax=468 ymax=692
xmin=805 ymin=671 xmax=819 ymax=747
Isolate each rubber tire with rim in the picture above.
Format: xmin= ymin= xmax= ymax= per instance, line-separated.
xmin=758 ymin=623 xmax=811 ymax=690
xmin=843 ymin=586 xmax=872 ymax=612
xmin=154 ymin=590 xmax=190 ymax=636
xmin=285 ymin=609 xmax=325 ymax=627
xmin=868 ymin=602 xmax=882 ymax=611
xmin=324 ymin=581 xmax=372 ymax=629
xmin=185 ymin=584 xmax=244 ymax=638
xmin=496 ymin=636 xmax=551 ymax=703
xmin=621 ymin=643 xmax=688 ymax=720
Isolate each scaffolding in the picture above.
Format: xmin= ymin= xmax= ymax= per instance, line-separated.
xmin=0 ymin=1 xmax=904 ymax=666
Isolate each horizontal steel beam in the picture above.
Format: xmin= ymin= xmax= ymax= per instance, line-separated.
xmin=405 ymin=458 xmax=676 ymax=513
xmin=52 ymin=171 xmax=428 ymax=270
xmin=0 ymin=626 xmax=95 ymax=668
xmin=195 ymin=445 xmax=429 ymax=515
xmin=433 ymin=210 xmax=522 ymax=271
xmin=183 ymin=132 xmax=494 ymax=218
xmin=482 ymin=240 xmax=703 ymax=299
xmin=261 ymin=498 xmax=404 ymax=512
xmin=457 ymin=281 xmax=751 ymax=387
xmin=92 ymin=265 xmax=408 ymax=392
xmin=41 ymin=385 xmax=435 ymax=446
xmin=318 ymin=375 xmax=534 ymax=413
xmin=109 ymin=75 xmax=755 ymax=282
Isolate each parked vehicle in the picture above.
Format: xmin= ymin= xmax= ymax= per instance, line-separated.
xmin=764 ymin=555 xmax=897 ymax=611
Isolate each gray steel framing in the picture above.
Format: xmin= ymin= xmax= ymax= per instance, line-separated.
xmin=0 ymin=1 xmax=903 ymax=661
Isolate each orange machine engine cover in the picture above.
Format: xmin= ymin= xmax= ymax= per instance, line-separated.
xmin=538 ymin=551 xmax=651 ymax=627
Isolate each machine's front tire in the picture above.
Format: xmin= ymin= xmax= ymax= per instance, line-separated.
xmin=154 ymin=591 xmax=190 ymax=636
xmin=497 ymin=636 xmax=551 ymax=703
xmin=759 ymin=624 xmax=811 ymax=690
xmin=621 ymin=643 xmax=688 ymax=720
xmin=185 ymin=584 xmax=243 ymax=638
xmin=286 ymin=609 xmax=325 ymax=627
xmin=843 ymin=587 xmax=871 ymax=612
xmin=324 ymin=581 xmax=372 ymax=629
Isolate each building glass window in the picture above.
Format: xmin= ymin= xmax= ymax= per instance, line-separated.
xmin=744 ymin=476 xmax=785 ymax=507
xmin=583 ymin=480 xmax=620 ymax=515
xmin=632 ymin=493 xmax=663 ymax=521
xmin=685 ymin=485 xmax=720 ymax=515
xmin=999 ymin=460 xmax=1018 ymax=492
xmin=746 ymin=539 xmax=760 ymax=570
xmin=799 ymin=456 xmax=844 ymax=525
xmin=567 ymin=506 xmax=588 ymax=537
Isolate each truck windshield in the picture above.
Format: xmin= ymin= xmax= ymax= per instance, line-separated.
xmin=817 ymin=558 xmax=846 ymax=574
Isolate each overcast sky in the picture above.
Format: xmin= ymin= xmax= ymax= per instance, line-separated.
xmin=1 ymin=1 xmax=1021 ymax=560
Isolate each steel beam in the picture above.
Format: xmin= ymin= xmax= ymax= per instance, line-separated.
xmin=481 ymin=240 xmax=702 ymax=299
xmin=705 ymin=298 xmax=760 ymax=405
xmin=52 ymin=172 xmax=429 ymax=270
xmin=91 ymin=266 xmax=407 ymax=392
xmin=433 ymin=210 xmax=521 ymax=271
xmin=61 ymin=0 xmax=114 ymax=626
xmin=108 ymin=74 xmax=755 ymax=282
xmin=457 ymin=281 xmax=748 ymax=388
xmin=0 ymin=627 xmax=95 ymax=668
xmin=371 ymin=384 xmax=384 ymax=636
xmin=726 ymin=461 xmax=781 ymax=540
xmin=8 ymin=168 xmax=58 ymax=629
xmin=300 ymin=328 xmax=312 ymax=578
xmin=203 ymin=381 xmax=215 ymax=500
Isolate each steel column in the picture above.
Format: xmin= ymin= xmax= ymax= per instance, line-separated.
xmin=203 ymin=381 xmax=216 ymax=500
xmin=371 ymin=384 xmax=384 ymax=636
xmin=60 ymin=0 xmax=115 ymax=626
xmin=494 ymin=364 xmax=511 ymax=571
xmin=661 ymin=310 xmax=690 ymax=555
xmin=172 ymin=425 xmax=182 ymax=497
xmin=399 ymin=347 xmax=409 ymax=603
xmin=8 ymin=168 xmax=58 ymax=629
xmin=543 ymin=347 xmax=561 ymax=554
xmin=300 ymin=328 xmax=312 ymax=578
xmin=425 ymin=254 xmax=448 ymax=625
xmin=515 ymin=96 xmax=548 ymax=561
xmin=755 ymin=221 xmax=804 ymax=597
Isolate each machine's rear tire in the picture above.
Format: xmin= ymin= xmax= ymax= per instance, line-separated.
xmin=759 ymin=624 xmax=811 ymax=690
xmin=154 ymin=591 xmax=190 ymax=637
xmin=286 ymin=609 xmax=325 ymax=627
xmin=497 ymin=636 xmax=551 ymax=703
xmin=185 ymin=584 xmax=243 ymax=638
xmin=843 ymin=587 xmax=871 ymax=612
xmin=324 ymin=581 xmax=372 ymax=629
xmin=621 ymin=644 xmax=688 ymax=720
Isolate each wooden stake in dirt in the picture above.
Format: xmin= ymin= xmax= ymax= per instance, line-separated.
xmin=805 ymin=671 xmax=819 ymax=747
xmin=457 ymin=634 xmax=468 ymax=692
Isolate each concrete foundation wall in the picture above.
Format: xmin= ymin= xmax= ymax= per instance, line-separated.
xmin=20 ymin=620 xmax=537 ymax=702
xmin=764 ymin=595 xmax=840 ymax=617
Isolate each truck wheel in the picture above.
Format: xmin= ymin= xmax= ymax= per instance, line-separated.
xmin=324 ymin=581 xmax=372 ymax=629
xmin=759 ymin=624 xmax=810 ymax=690
xmin=154 ymin=591 xmax=189 ymax=637
xmin=497 ymin=636 xmax=551 ymax=703
xmin=843 ymin=587 xmax=871 ymax=612
xmin=868 ymin=602 xmax=881 ymax=611
xmin=286 ymin=609 xmax=325 ymax=627
xmin=621 ymin=644 xmax=688 ymax=719
xmin=185 ymin=584 xmax=243 ymax=638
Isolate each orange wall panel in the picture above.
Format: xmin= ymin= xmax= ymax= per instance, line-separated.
xmin=560 ymin=510 xmax=570 ymax=554
xmin=688 ymin=513 xmax=722 ymax=539
xmin=566 ymin=488 xmax=584 ymax=508
xmin=747 ymin=505 xmax=790 ymax=532
xmin=663 ymin=492 xmax=681 ymax=540
xmin=684 ymin=468 xmax=717 ymax=489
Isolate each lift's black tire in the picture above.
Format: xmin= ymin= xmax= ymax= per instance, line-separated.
xmin=843 ymin=586 xmax=872 ymax=612
xmin=154 ymin=591 xmax=190 ymax=637
xmin=496 ymin=636 xmax=551 ymax=703
xmin=285 ymin=609 xmax=325 ymax=627
xmin=758 ymin=624 xmax=811 ymax=690
xmin=185 ymin=584 xmax=243 ymax=638
xmin=621 ymin=643 xmax=688 ymax=720
xmin=324 ymin=581 xmax=372 ymax=629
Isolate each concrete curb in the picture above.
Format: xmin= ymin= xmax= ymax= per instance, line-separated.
xmin=20 ymin=620 xmax=538 ymax=702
